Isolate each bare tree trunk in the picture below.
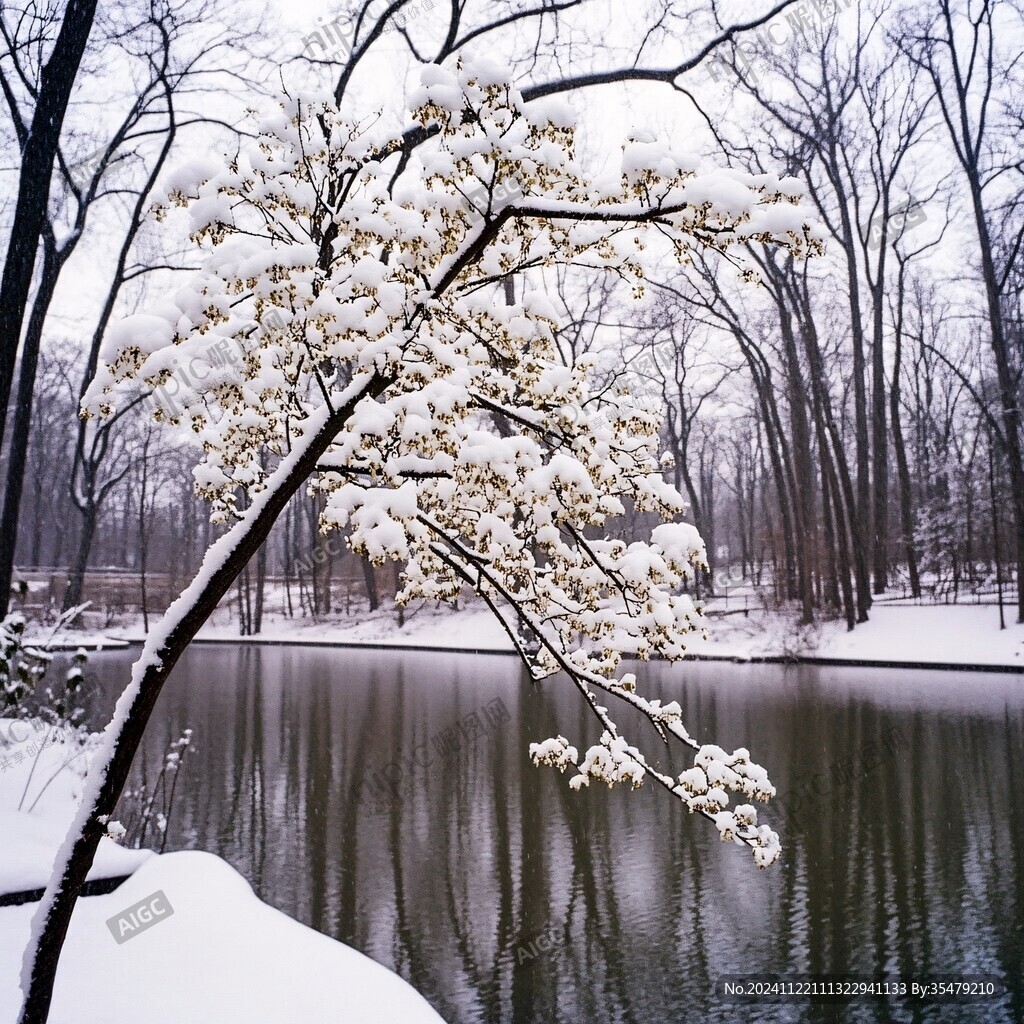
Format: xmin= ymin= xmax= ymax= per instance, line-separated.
xmin=697 ymin=449 xmax=716 ymax=592
xmin=394 ymin=561 xmax=405 ymax=626
xmin=238 ymin=569 xmax=251 ymax=636
xmin=361 ymin=557 xmax=379 ymax=612
xmin=0 ymin=242 xmax=60 ymax=608
xmin=138 ymin=445 xmax=150 ymax=633
xmin=823 ymin=441 xmax=857 ymax=631
xmin=29 ymin=467 xmax=43 ymax=568
xmin=797 ymin=289 xmax=870 ymax=622
xmin=870 ymin=272 xmax=889 ymax=594
xmin=283 ymin=501 xmax=295 ymax=617
xmin=819 ymin=449 xmax=841 ymax=610
xmin=119 ymin=489 xmax=133 ymax=569
xmin=990 ymin=430 xmax=1006 ymax=630
xmin=254 ymin=541 xmax=266 ymax=634
xmin=778 ymin=306 xmax=816 ymax=623
xmin=63 ymin=509 xmax=98 ymax=613
xmin=834 ymin=194 xmax=873 ymax=615
xmin=733 ymin=331 xmax=799 ymax=599
xmin=0 ymin=0 xmax=98 ymax=468
xmin=890 ymin=266 xmax=920 ymax=598
xmin=304 ymin=498 xmax=321 ymax=615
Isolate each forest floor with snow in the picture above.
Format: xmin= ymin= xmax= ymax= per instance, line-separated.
xmin=0 ymin=721 xmax=445 ymax=1024
xmin=79 ymin=590 xmax=1024 ymax=671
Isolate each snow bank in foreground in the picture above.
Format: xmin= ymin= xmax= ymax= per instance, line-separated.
xmin=1 ymin=723 xmax=445 ymax=1022
xmin=0 ymin=850 xmax=447 ymax=1023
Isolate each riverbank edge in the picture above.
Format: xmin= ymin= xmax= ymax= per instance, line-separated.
xmin=90 ymin=634 xmax=1024 ymax=674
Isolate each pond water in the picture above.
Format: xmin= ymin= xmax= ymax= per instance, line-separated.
xmin=89 ymin=645 xmax=1024 ymax=1023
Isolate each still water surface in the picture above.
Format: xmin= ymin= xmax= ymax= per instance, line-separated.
xmin=90 ymin=645 xmax=1024 ymax=1023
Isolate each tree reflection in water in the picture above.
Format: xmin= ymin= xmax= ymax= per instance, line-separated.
xmin=89 ymin=646 xmax=1024 ymax=1024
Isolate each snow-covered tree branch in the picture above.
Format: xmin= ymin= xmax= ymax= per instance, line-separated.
xmin=19 ymin=59 xmax=818 ymax=1022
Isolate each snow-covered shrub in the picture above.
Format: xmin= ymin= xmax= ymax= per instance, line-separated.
xmin=117 ymin=729 xmax=194 ymax=852
xmin=0 ymin=614 xmax=47 ymax=717
xmin=0 ymin=616 xmax=90 ymax=733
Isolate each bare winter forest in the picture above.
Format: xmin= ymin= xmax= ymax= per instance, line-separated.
xmin=3 ymin=0 xmax=1023 ymax=635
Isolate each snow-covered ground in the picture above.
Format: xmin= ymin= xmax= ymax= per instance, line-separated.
xmin=0 ymin=722 xmax=446 ymax=1023
xmin=112 ymin=600 xmax=515 ymax=651
xmin=0 ymin=851 xmax=446 ymax=1024
xmin=813 ymin=603 xmax=1024 ymax=666
xmin=76 ymin=594 xmax=1024 ymax=670
xmin=690 ymin=600 xmax=1024 ymax=668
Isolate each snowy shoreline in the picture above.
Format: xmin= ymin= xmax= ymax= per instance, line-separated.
xmin=91 ymin=633 xmax=1024 ymax=674
xmin=32 ymin=601 xmax=1024 ymax=674
xmin=114 ymin=638 xmax=1024 ymax=671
